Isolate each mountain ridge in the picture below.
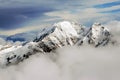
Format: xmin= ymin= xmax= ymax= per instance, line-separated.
xmin=0 ymin=21 xmax=117 ymax=67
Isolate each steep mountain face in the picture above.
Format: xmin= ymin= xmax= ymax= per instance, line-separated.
xmin=77 ymin=22 xmax=111 ymax=47
xmin=91 ymin=23 xmax=111 ymax=46
xmin=34 ymin=21 xmax=81 ymax=52
xmin=0 ymin=21 xmax=113 ymax=67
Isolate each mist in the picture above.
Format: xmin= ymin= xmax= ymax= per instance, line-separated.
xmin=0 ymin=45 xmax=120 ymax=80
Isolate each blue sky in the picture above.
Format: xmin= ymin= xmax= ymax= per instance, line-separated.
xmin=0 ymin=0 xmax=120 ymax=35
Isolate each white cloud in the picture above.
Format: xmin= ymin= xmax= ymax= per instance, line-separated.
xmin=80 ymin=0 xmax=119 ymax=6
xmin=45 ymin=2 xmax=120 ymax=25
xmin=0 ymin=46 xmax=120 ymax=80
xmin=0 ymin=0 xmax=119 ymax=35
xmin=45 ymin=11 xmax=79 ymax=21
xmin=3 ymin=3 xmax=118 ymax=36
xmin=44 ymin=9 xmax=107 ymax=25
xmin=0 ymin=38 xmax=6 ymax=45
xmin=94 ymin=5 xmax=120 ymax=12
xmin=105 ymin=20 xmax=120 ymax=33
xmin=103 ymin=20 xmax=120 ymax=43
xmin=0 ymin=24 xmax=50 ymax=35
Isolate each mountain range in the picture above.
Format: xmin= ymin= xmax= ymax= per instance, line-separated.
xmin=0 ymin=21 xmax=117 ymax=67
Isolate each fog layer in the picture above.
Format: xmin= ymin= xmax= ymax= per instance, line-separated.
xmin=0 ymin=46 xmax=120 ymax=80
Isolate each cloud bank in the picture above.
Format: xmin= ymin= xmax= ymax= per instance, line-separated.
xmin=0 ymin=46 xmax=120 ymax=80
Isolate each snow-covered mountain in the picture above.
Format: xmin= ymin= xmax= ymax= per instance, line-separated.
xmin=0 ymin=21 xmax=115 ymax=67
xmin=33 ymin=21 xmax=80 ymax=52
xmin=77 ymin=22 xmax=111 ymax=47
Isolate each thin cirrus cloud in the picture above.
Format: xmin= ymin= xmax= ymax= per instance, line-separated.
xmin=46 ymin=0 xmax=120 ymax=25
xmin=0 ymin=0 xmax=120 ymax=35
xmin=94 ymin=1 xmax=120 ymax=8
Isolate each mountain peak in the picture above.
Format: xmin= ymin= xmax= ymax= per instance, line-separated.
xmin=93 ymin=22 xmax=101 ymax=26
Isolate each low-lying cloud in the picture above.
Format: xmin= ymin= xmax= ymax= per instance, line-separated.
xmin=0 ymin=46 xmax=120 ymax=80
xmin=105 ymin=20 xmax=120 ymax=44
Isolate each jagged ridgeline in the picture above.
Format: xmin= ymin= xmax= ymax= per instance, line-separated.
xmin=0 ymin=21 xmax=114 ymax=67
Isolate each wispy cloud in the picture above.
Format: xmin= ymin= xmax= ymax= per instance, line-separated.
xmin=0 ymin=24 xmax=50 ymax=35
xmin=0 ymin=6 xmax=54 ymax=30
xmin=95 ymin=1 xmax=120 ymax=8
xmin=0 ymin=0 xmax=120 ymax=35
xmin=44 ymin=0 xmax=120 ymax=26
